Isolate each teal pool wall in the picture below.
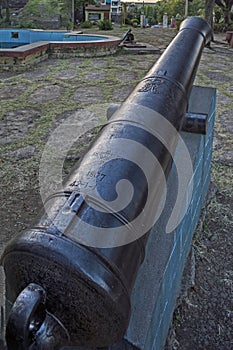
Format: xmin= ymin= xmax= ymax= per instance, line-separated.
xmin=0 ymin=29 xmax=107 ymax=48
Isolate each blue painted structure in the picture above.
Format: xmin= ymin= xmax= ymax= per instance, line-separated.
xmin=0 ymin=29 xmax=107 ymax=48
xmin=122 ymin=85 xmax=216 ymax=350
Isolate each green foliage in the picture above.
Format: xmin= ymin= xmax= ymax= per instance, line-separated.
xmin=175 ymin=17 xmax=184 ymax=30
xmin=148 ymin=16 xmax=156 ymax=26
xmin=130 ymin=18 xmax=139 ymax=26
xmin=18 ymin=19 xmax=39 ymax=28
xmin=80 ymin=21 xmax=92 ymax=28
xmin=143 ymin=5 xmax=157 ymax=24
xmin=215 ymin=0 xmax=233 ymax=25
xmin=60 ymin=0 xmax=96 ymax=24
xmin=126 ymin=4 xmax=140 ymax=23
xmin=144 ymin=5 xmax=156 ymax=18
xmin=22 ymin=0 xmax=62 ymax=17
xmin=188 ymin=0 xmax=205 ymax=18
xmin=17 ymin=0 xmax=63 ymax=28
xmin=155 ymin=0 xmax=205 ymax=24
xmin=154 ymin=0 xmax=232 ymax=28
xmin=213 ymin=4 xmax=226 ymax=24
xmin=155 ymin=0 xmax=184 ymax=23
xmin=214 ymin=22 xmax=233 ymax=31
xmin=0 ymin=9 xmax=8 ymax=27
xmin=98 ymin=19 xmax=113 ymax=30
xmin=215 ymin=9 xmax=222 ymax=23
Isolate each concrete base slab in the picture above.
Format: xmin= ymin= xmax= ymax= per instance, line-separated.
xmin=122 ymin=43 xmax=161 ymax=55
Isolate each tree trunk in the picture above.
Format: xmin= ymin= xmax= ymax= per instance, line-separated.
xmin=205 ymin=0 xmax=215 ymax=44
xmin=0 ymin=0 xmax=3 ymax=19
xmin=205 ymin=0 xmax=215 ymax=28
xmin=224 ymin=0 xmax=233 ymax=25
xmin=4 ymin=0 xmax=10 ymax=24
xmin=223 ymin=10 xmax=230 ymax=25
xmin=215 ymin=0 xmax=233 ymax=26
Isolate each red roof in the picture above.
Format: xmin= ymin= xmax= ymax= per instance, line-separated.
xmin=85 ymin=4 xmax=110 ymax=11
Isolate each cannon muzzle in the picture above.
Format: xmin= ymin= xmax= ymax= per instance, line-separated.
xmin=1 ymin=17 xmax=212 ymax=349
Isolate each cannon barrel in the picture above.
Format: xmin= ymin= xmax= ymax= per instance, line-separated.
xmin=1 ymin=17 xmax=211 ymax=349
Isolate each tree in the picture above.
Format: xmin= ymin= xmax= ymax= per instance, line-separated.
xmin=215 ymin=0 xmax=233 ymax=24
xmin=205 ymin=0 xmax=233 ymax=31
xmin=5 ymin=0 xmax=9 ymax=23
xmin=155 ymin=0 xmax=232 ymax=27
xmin=205 ymin=0 xmax=215 ymax=29
xmin=16 ymin=0 xmax=64 ymax=28
xmin=60 ymin=0 xmax=95 ymax=24
xmin=155 ymin=0 xmax=201 ymax=23
xmin=0 ymin=0 xmax=10 ymax=24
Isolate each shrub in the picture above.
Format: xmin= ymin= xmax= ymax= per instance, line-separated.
xmin=81 ymin=21 xmax=92 ymax=28
xmin=175 ymin=17 xmax=184 ymax=30
xmin=66 ymin=21 xmax=73 ymax=30
xmin=98 ymin=19 xmax=113 ymax=30
xmin=148 ymin=16 xmax=156 ymax=26
xmin=18 ymin=19 xmax=37 ymax=29
xmin=130 ymin=18 xmax=139 ymax=27
xmin=214 ymin=22 xmax=233 ymax=33
xmin=18 ymin=0 xmax=62 ymax=29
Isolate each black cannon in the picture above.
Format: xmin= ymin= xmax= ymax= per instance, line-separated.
xmin=1 ymin=17 xmax=212 ymax=350
xmin=120 ymin=29 xmax=135 ymax=45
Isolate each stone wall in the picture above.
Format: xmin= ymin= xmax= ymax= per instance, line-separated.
xmin=0 ymin=39 xmax=121 ymax=71
xmin=0 ymin=42 xmax=49 ymax=71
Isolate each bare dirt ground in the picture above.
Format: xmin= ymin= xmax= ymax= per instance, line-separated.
xmin=0 ymin=27 xmax=232 ymax=349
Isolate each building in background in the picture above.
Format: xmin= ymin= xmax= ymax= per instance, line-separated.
xmin=111 ymin=0 xmax=122 ymax=23
xmin=85 ymin=4 xmax=111 ymax=22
